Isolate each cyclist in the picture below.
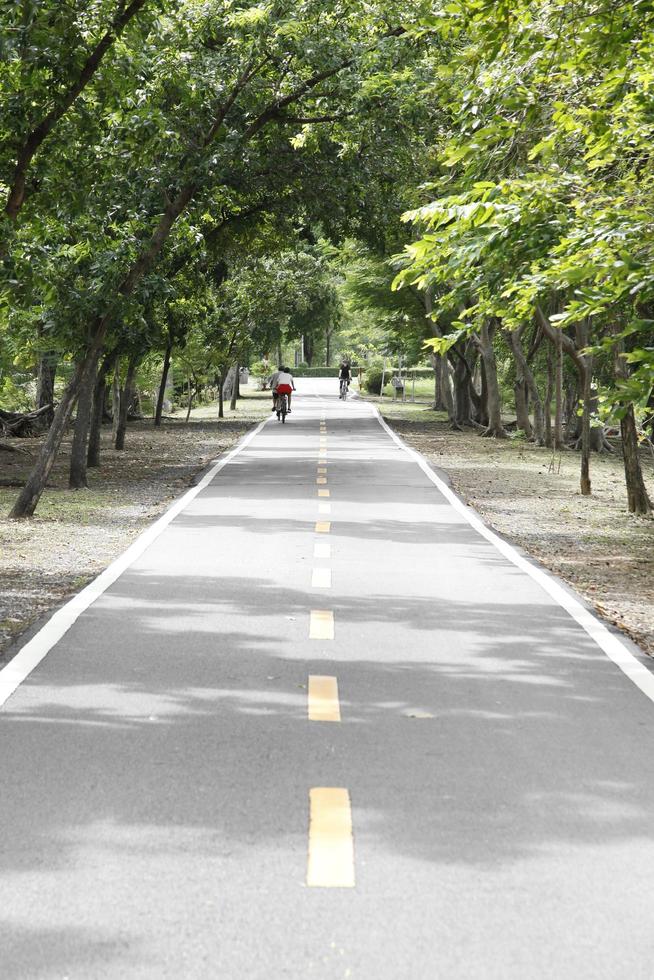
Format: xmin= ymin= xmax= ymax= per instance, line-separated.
xmin=274 ymin=366 xmax=296 ymax=414
xmin=268 ymin=365 xmax=283 ymax=412
xmin=338 ymin=361 xmax=351 ymax=397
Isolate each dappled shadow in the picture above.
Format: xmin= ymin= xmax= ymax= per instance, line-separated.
xmin=2 ymin=387 xmax=654 ymax=975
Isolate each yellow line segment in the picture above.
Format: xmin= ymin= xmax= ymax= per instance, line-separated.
xmin=308 ymin=675 xmax=340 ymax=721
xmin=318 ymin=489 xmax=330 ymax=497
xmin=317 ymin=477 xmax=327 ymax=485
xmin=315 ymin=521 xmax=331 ymax=533
xmin=310 ymin=609 xmax=334 ymax=640
xmin=307 ymin=788 xmax=355 ymax=888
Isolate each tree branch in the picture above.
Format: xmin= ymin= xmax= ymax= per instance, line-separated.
xmin=5 ymin=0 xmax=152 ymax=222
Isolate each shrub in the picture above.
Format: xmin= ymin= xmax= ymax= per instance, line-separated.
xmin=363 ymin=365 xmax=386 ymax=394
xmin=249 ymin=360 xmax=271 ymax=377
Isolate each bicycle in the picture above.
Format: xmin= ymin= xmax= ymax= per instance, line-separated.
xmin=276 ymin=391 xmax=288 ymax=422
xmin=339 ymin=378 xmax=349 ymax=400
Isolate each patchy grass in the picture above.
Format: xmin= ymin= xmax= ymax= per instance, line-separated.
xmin=368 ymin=399 xmax=654 ymax=658
xmin=0 ymin=388 xmax=269 ymax=661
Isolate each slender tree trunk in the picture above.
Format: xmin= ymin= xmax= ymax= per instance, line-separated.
xmin=453 ymin=361 xmax=472 ymax=425
xmin=545 ymin=344 xmax=554 ymax=447
xmin=230 ymin=361 xmax=239 ymax=411
xmin=429 ymin=352 xmax=443 ymax=409
xmin=115 ymin=355 xmax=138 ymax=450
xmin=504 ymin=327 xmax=545 ymax=445
xmin=218 ymin=371 xmax=225 ymax=418
xmin=9 ymin=328 xmax=106 ymax=517
xmin=554 ymin=327 xmax=564 ymax=449
xmin=112 ymin=368 xmax=121 ymax=442
xmin=36 ymin=351 xmax=57 ymax=425
xmin=88 ymin=350 xmax=116 ymax=468
xmin=613 ymin=331 xmax=652 ymax=515
xmin=580 ymin=361 xmax=592 ymax=495
xmin=185 ymin=376 xmax=194 ymax=423
xmin=564 ymin=378 xmax=580 ymax=443
xmin=620 ymin=406 xmax=652 ymax=514
xmin=576 ymin=320 xmax=592 ymax=495
xmin=154 ymin=343 xmax=172 ymax=427
xmin=325 ymin=328 xmax=332 ymax=366
xmin=69 ymin=352 xmax=100 ymax=489
xmin=513 ymin=379 xmax=532 ymax=437
xmin=477 ymin=320 xmax=506 ymax=438
xmin=439 ymin=356 xmax=456 ymax=424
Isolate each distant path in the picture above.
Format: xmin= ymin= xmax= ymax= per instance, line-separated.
xmin=2 ymin=377 xmax=654 ymax=978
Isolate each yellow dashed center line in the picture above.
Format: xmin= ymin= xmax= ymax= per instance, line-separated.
xmin=317 ymin=477 xmax=327 ymax=485
xmin=318 ymin=489 xmax=330 ymax=497
xmin=317 ymin=467 xmax=327 ymax=475
xmin=311 ymin=567 xmax=332 ymax=589
xmin=315 ymin=521 xmax=331 ymax=533
xmin=308 ymin=675 xmax=340 ymax=722
xmin=310 ymin=609 xmax=334 ymax=639
xmin=307 ymin=788 xmax=355 ymax=888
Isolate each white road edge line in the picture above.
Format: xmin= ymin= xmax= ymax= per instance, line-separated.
xmin=372 ymin=405 xmax=654 ymax=704
xmin=0 ymin=417 xmax=270 ymax=709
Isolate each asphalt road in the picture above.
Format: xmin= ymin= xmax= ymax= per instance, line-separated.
xmin=2 ymin=378 xmax=654 ymax=979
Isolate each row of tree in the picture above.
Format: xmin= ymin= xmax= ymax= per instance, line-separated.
xmin=391 ymin=0 xmax=654 ymax=514
xmin=2 ymin=1 xmax=652 ymax=518
xmin=1 ymin=0 xmax=432 ymax=517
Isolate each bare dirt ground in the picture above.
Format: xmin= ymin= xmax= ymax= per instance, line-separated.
xmin=0 ymin=391 xmax=269 ymax=663
xmin=372 ymin=397 xmax=654 ymax=658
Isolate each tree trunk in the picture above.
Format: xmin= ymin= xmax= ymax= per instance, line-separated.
xmin=115 ymin=355 xmax=138 ymax=450
xmin=230 ymin=361 xmax=239 ymax=411
xmin=576 ymin=320 xmax=592 ymax=495
xmin=513 ymin=379 xmax=532 ymax=437
xmin=429 ymin=352 xmax=444 ymax=410
xmin=325 ymin=328 xmax=332 ymax=366
xmin=218 ymin=372 xmax=225 ymax=418
xmin=564 ymin=378 xmax=580 ymax=442
xmin=545 ymin=344 xmax=554 ymax=447
xmin=612 ymin=330 xmax=652 ymax=515
xmin=9 ymin=330 xmax=105 ymax=518
xmin=111 ymin=368 xmax=121 ymax=443
xmin=88 ymin=350 xmax=116 ymax=468
xmin=36 ymin=351 xmax=57 ymax=425
xmin=554 ymin=326 xmax=564 ymax=449
xmin=477 ymin=320 xmax=506 ymax=438
xmin=453 ymin=361 xmax=472 ymax=425
xmin=154 ymin=344 xmax=172 ymax=427
xmin=504 ymin=327 xmax=545 ymax=445
xmin=439 ymin=356 xmax=456 ymax=424
xmin=69 ymin=351 xmax=100 ymax=489
xmin=621 ymin=406 xmax=652 ymax=514
xmin=185 ymin=376 xmax=194 ymax=423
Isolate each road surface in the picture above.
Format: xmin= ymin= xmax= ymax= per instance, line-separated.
xmin=2 ymin=378 xmax=654 ymax=978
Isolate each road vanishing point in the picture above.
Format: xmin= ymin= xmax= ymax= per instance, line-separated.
xmin=2 ymin=377 xmax=654 ymax=979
